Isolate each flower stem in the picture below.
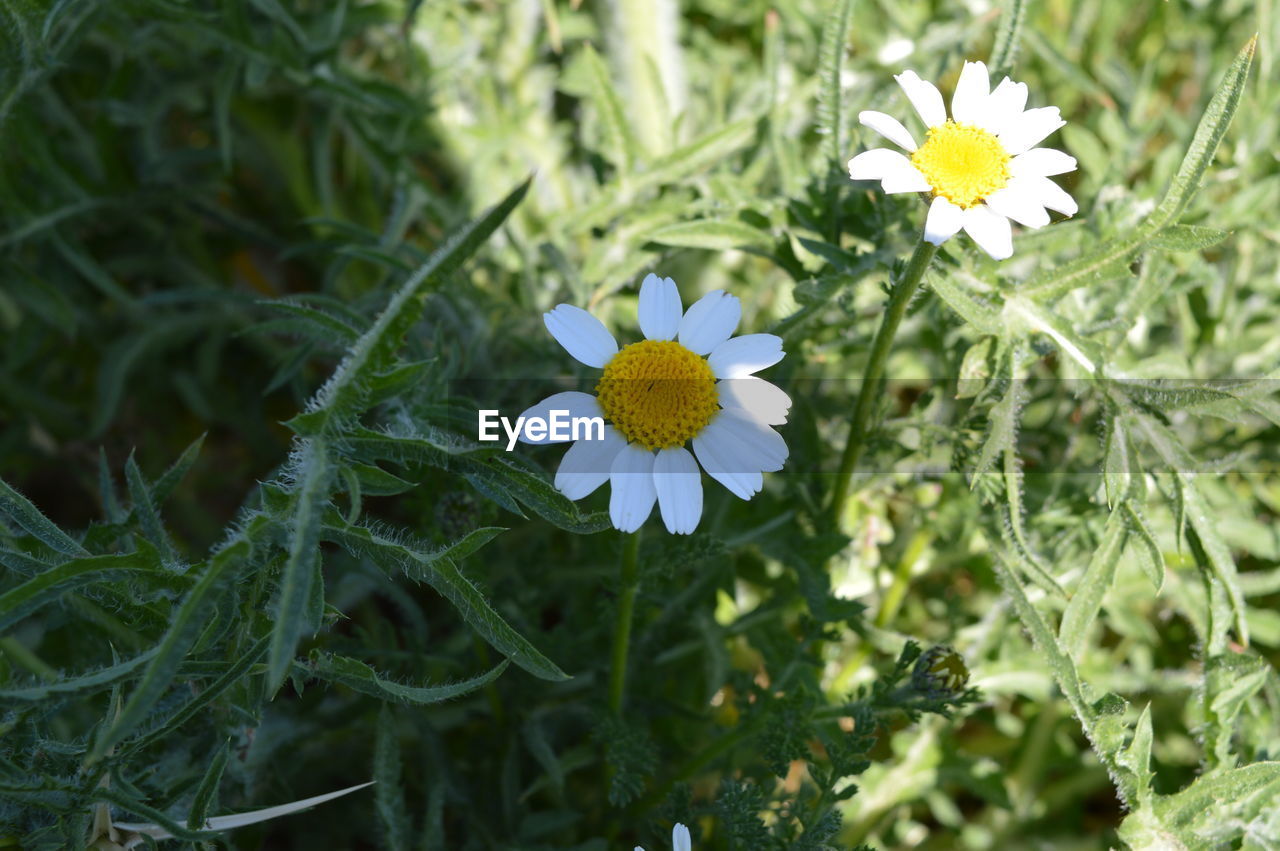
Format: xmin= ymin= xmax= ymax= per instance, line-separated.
xmin=830 ymin=237 xmax=938 ymax=524
xmin=608 ymin=530 xmax=642 ymax=715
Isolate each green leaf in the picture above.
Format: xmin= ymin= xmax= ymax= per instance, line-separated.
xmin=309 ymin=652 xmax=510 ymax=705
xmin=267 ymin=439 xmax=333 ymax=693
xmin=816 ymin=0 xmax=855 ymax=169
xmin=0 ymin=647 xmax=159 ymax=702
xmin=259 ymin=299 xmax=361 ymax=345
xmin=1121 ymin=502 xmax=1165 ymax=591
xmin=0 ymin=476 xmax=88 ymax=556
xmin=323 ymin=521 xmax=569 ymax=681
xmin=91 ymin=541 xmax=250 ymax=761
xmin=1150 ymin=224 xmax=1231 ymax=252
xmin=1152 ymin=762 xmax=1280 ymax=839
xmin=1117 ymin=703 xmax=1155 ymax=808
xmin=1102 ymin=415 xmax=1134 ymax=508
xmin=636 ymin=118 xmax=756 ymax=191
xmin=303 ymin=177 xmax=530 ymax=434
xmin=456 ymin=456 xmax=613 ymax=534
xmin=188 ymin=740 xmax=230 ymax=828
xmin=1022 ymin=38 xmax=1255 ymax=300
xmin=0 ymin=549 xmax=163 ymax=632
xmin=928 ymin=271 xmax=1004 ymax=336
xmin=644 ymin=219 xmax=772 ymax=251
xmin=579 ymin=44 xmax=638 ymax=174
xmin=1146 ymin=37 xmax=1256 ymax=228
xmin=989 ymin=0 xmax=1029 ymax=76
xmin=124 ymin=633 xmax=270 ymax=756
xmin=1059 ymin=511 xmax=1128 ymax=659
xmin=374 ymin=705 xmax=410 ymax=851
xmin=125 ymin=451 xmax=177 ymax=563
xmin=151 ymin=433 xmax=207 ymax=507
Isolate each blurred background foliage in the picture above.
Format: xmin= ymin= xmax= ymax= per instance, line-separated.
xmin=2 ymin=0 xmax=1279 ymax=848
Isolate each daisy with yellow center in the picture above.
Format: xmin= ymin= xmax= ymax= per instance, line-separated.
xmin=848 ymin=60 xmax=1077 ymax=259
xmin=519 ymin=275 xmax=791 ymax=534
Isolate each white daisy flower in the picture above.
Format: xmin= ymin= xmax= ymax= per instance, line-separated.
xmin=521 ymin=275 xmax=791 ymax=535
xmin=848 ymin=60 xmax=1078 ymax=260
xmin=636 ymin=822 xmax=693 ymax=851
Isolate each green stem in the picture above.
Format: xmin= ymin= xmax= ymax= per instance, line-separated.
xmin=608 ymin=531 xmax=642 ymax=715
xmin=830 ymin=237 xmax=938 ymax=524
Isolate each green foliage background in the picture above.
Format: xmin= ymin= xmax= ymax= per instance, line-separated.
xmin=1 ymin=0 xmax=1278 ymax=848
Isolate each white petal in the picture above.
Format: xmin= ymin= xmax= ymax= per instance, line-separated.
xmin=710 ymin=408 xmax=789 ymax=472
xmin=858 ymin=110 xmax=917 ymax=152
xmin=707 ymin=334 xmax=784 ymax=379
xmin=673 ymin=824 xmax=692 ymax=851
xmin=718 ymin=377 xmax=792 ymax=426
xmin=848 ymin=149 xmax=931 ymax=193
xmin=1010 ymin=148 xmax=1077 ymax=178
xmin=554 ymin=425 xmax=627 ymax=499
xmin=543 ymin=304 xmax=618 ymax=368
xmin=894 ymin=69 xmax=947 ymax=128
xmin=998 ymin=106 xmax=1065 ymax=155
xmin=638 ymin=274 xmax=682 ymax=341
xmin=984 ymin=183 xmax=1051 ymax=229
xmin=950 ymin=60 xmax=991 ymax=125
xmin=961 ymin=205 xmax=1014 ymax=260
xmin=516 ymin=392 xmax=604 ymax=444
xmin=654 ymin=448 xmax=702 ymax=535
xmin=985 ymin=77 xmax=1029 ymax=133
xmin=677 ymin=290 xmax=741 ymax=355
xmin=609 ymin=444 xmax=657 ymax=533
xmin=1021 ymin=174 xmax=1078 ymax=216
xmin=691 ymin=429 xmax=763 ymax=500
xmin=923 ymin=196 xmax=965 ymax=244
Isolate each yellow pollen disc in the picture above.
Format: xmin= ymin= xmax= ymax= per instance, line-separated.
xmin=595 ymin=339 xmax=719 ymax=450
xmin=910 ymin=121 xmax=1011 ymax=208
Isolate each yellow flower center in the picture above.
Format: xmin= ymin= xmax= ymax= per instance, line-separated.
xmin=595 ymin=339 xmax=719 ymax=450
xmin=910 ymin=121 xmax=1011 ymax=208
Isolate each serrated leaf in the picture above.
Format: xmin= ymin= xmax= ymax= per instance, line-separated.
xmin=374 ymin=705 xmax=410 ymax=851
xmin=1121 ymin=502 xmax=1165 ymax=591
xmin=0 ymin=548 xmax=164 ymax=632
xmin=302 ymin=178 xmax=530 ymax=434
xmin=322 ymin=521 xmax=568 ymax=681
xmin=1059 ymin=511 xmax=1128 ymax=659
xmin=1116 ymin=703 xmax=1154 ymax=807
xmin=456 ymin=456 xmax=612 ymax=534
xmin=125 ymin=451 xmax=177 ymax=563
xmin=124 ymin=633 xmax=270 ymax=756
xmin=309 ymin=653 xmax=509 ymax=706
xmin=956 ymin=337 xmax=995 ymax=399
xmin=1102 ymin=414 xmax=1134 ymax=507
xmin=188 ymin=740 xmax=230 ymax=828
xmin=151 ymin=433 xmax=207 ymax=507
xmin=579 ymin=43 xmax=638 ymax=174
xmin=0 ymin=647 xmax=159 ymax=702
xmin=258 ymin=299 xmax=361 ymax=345
xmin=644 ymin=219 xmax=772 ymax=251
xmin=929 ymin=271 xmax=1003 ymax=335
xmin=1023 ymin=38 xmax=1255 ymax=300
xmin=0 ymin=476 xmax=89 ymax=556
xmin=1150 ymin=224 xmax=1230 ymax=252
xmin=267 ymin=439 xmax=333 ymax=692
xmin=989 ymin=0 xmax=1028 ymax=76
xmin=635 ymin=118 xmax=756 ymax=191
xmin=91 ymin=541 xmax=250 ymax=761
xmin=1151 ymin=762 xmax=1280 ymax=841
